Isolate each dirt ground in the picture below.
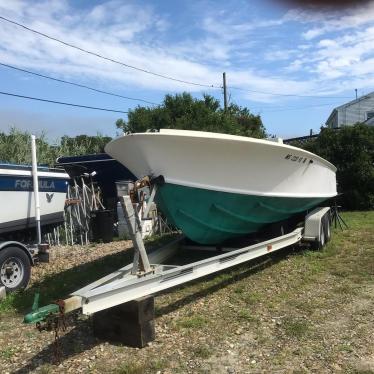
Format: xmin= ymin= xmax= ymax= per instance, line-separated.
xmin=0 ymin=211 xmax=373 ymax=374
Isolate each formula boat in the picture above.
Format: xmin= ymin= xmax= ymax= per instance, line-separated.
xmin=0 ymin=163 xmax=69 ymax=234
xmin=105 ymin=129 xmax=337 ymax=244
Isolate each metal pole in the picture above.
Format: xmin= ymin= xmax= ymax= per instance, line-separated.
xmin=31 ymin=135 xmax=42 ymax=244
xmin=121 ymin=196 xmax=152 ymax=274
xmin=223 ymin=72 xmax=228 ymax=111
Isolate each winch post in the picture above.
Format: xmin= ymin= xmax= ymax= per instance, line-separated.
xmin=120 ymin=195 xmax=152 ymax=274
xmin=142 ymin=184 xmax=157 ymax=219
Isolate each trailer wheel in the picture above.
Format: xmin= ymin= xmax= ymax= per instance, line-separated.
xmin=312 ymin=222 xmax=326 ymax=250
xmin=0 ymin=246 xmax=31 ymax=292
xmin=324 ymin=215 xmax=331 ymax=242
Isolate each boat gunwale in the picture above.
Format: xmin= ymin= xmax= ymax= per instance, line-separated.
xmin=118 ymin=129 xmax=337 ymax=173
xmin=0 ymin=169 xmax=70 ymax=179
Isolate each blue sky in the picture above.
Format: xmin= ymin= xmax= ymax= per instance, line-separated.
xmin=0 ymin=0 xmax=374 ymax=141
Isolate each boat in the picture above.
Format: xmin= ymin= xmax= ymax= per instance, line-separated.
xmin=105 ymin=129 xmax=337 ymax=245
xmin=56 ymin=153 xmax=136 ymax=211
xmin=0 ymin=163 xmax=70 ymax=235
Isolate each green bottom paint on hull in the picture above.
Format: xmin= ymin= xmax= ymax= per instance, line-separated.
xmin=156 ymin=183 xmax=327 ymax=245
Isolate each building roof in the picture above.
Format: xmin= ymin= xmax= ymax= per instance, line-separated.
xmin=334 ymin=91 xmax=374 ymax=111
xmin=326 ymin=91 xmax=374 ymax=126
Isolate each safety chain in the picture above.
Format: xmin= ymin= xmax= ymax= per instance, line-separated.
xmin=35 ymin=300 xmax=67 ymax=364
xmin=52 ymin=300 xmax=67 ymax=364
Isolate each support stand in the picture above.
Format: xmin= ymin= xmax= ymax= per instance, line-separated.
xmin=121 ymin=195 xmax=153 ymax=275
xmin=93 ymin=295 xmax=155 ymax=348
xmin=330 ymin=200 xmax=348 ymax=230
xmin=92 ymin=191 xmax=157 ymax=347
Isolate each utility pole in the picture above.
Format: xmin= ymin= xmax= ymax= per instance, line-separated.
xmin=355 ymin=88 xmax=357 ymax=100
xmin=223 ymin=72 xmax=228 ymax=111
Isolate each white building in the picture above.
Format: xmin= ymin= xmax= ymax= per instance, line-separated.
xmin=326 ymin=92 xmax=374 ymax=128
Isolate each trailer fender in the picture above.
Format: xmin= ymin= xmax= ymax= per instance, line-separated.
xmin=0 ymin=241 xmax=34 ymax=292
xmin=303 ymin=207 xmax=331 ymax=249
xmin=0 ymin=241 xmax=34 ymax=265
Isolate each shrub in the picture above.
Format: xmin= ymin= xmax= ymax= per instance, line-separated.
xmin=295 ymin=124 xmax=374 ymax=210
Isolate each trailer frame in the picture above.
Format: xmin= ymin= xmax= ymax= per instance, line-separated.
xmin=48 ymin=195 xmax=332 ymax=317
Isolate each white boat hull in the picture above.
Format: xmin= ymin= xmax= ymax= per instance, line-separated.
xmin=0 ymin=166 xmax=69 ymax=234
xmin=106 ymin=129 xmax=337 ymax=199
xmin=106 ymin=130 xmax=337 ymax=244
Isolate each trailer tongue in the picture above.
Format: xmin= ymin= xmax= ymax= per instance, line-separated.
xmin=24 ymin=293 xmax=81 ymax=325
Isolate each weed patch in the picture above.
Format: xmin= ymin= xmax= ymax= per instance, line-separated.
xmin=0 ymin=347 xmax=18 ymax=359
xmin=282 ymin=317 xmax=310 ymax=338
xmin=113 ymin=361 xmax=147 ymax=374
xmin=175 ymin=315 xmax=208 ymax=329
xmin=237 ymin=308 xmax=257 ymax=322
xmin=193 ymin=344 xmax=213 ymax=359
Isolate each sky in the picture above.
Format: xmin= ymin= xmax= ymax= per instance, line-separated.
xmin=0 ymin=0 xmax=374 ymax=141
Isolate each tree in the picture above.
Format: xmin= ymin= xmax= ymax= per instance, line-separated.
xmin=116 ymin=92 xmax=266 ymax=138
xmin=0 ymin=127 xmax=52 ymax=165
xmin=0 ymin=128 xmax=112 ymax=166
xmin=59 ymin=134 xmax=112 ymax=156
xmin=293 ymin=124 xmax=374 ymax=210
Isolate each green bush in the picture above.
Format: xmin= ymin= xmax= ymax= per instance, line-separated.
xmin=293 ymin=124 xmax=374 ymax=210
xmin=0 ymin=127 xmax=112 ymax=166
xmin=116 ymin=92 xmax=266 ymax=139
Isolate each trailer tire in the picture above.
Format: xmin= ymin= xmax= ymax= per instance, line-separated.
xmin=0 ymin=246 xmax=31 ymax=292
xmin=324 ymin=215 xmax=331 ymax=243
xmin=311 ymin=223 xmax=326 ymax=250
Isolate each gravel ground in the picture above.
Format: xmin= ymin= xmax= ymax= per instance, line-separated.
xmin=0 ymin=211 xmax=373 ymax=374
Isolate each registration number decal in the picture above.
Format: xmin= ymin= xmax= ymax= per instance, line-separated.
xmin=284 ymin=154 xmax=312 ymax=163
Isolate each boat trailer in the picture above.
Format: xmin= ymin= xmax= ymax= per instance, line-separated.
xmin=23 ymin=183 xmax=332 ymax=346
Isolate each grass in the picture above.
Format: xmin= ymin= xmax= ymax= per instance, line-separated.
xmin=0 ymin=249 xmax=136 ymax=315
xmin=282 ymin=317 xmax=311 ymax=339
xmin=39 ymin=364 xmax=53 ymax=374
xmin=0 ymin=234 xmax=180 ymax=316
xmin=0 ymin=211 xmax=373 ymax=373
xmin=241 ymin=291 xmax=262 ymax=305
xmin=237 ymin=308 xmax=257 ymax=322
xmin=112 ymin=359 xmax=167 ymax=374
xmin=175 ymin=315 xmax=209 ymax=329
xmin=193 ymin=345 xmax=213 ymax=359
xmin=113 ymin=361 xmax=147 ymax=374
xmin=0 ymin=347 xmax=18 ymax=359
xmin=338 ymin=343 xmax=354 ymax=353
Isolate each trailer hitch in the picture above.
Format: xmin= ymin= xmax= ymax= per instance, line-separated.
xmin=24 ymin=292 xmax=60 ymax=325
xmin=24 ymin=293 xmax=68 ymax=363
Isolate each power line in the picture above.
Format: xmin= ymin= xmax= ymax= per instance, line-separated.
xmin=0 ymin=91 xmax=128 ymax=114
xmin=0 ymin=15 xmax=219 ymax=89
xmin=0 ymin=15 xmax=360 ymax=100
xmin=0 ymin=62 xmax=158 ymax=105
xmin=260 ymin=102 xmax=342 ymax=113
xmin=228 ymin=85 xmax=352 ymax=99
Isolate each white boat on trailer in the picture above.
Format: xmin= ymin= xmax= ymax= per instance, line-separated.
xmin=22 ymin=130 xmax=337 ymax=342
xmin=106 ymin=129 xmax=337 ymax=244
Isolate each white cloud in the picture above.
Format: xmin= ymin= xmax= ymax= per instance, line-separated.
xmin=0 ymin=0 xmax=373 ymax=107
xmin=298 ymin=2 xmax=374 ymax=40
xmin=264 ymin=49 xmax=297 ymax=61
